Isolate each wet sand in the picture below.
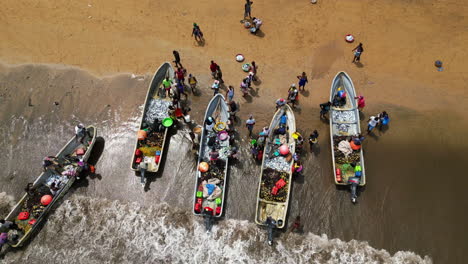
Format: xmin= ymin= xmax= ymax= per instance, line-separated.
xmin=1 ymin=0 xmax=468 ymax=263
xmin=1 ymin=63 xmax=467 ymax=263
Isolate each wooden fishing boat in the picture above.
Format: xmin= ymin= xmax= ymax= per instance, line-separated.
xmin=193 ymin=94 xmax=230 ymax=219
xmin=329 ymin=72 xmax=366 ymax=188
xmin=5 ymin=126 xmax=97 ymax=247
xmin=130 ymin=62 xmax=175 ymax=175
xmin=255 ymin=104 xmax=296 ymax=229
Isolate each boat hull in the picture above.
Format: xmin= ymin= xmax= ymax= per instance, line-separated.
xmin=130 ymin=62 xmax=174 ymax=173
xmin=329 ymin=72 xmax=366 ymax=186
xmin=255 ymin=105 xmax=296 ymax=229
xmin=5 ymin=126 xmax=97 ymax=247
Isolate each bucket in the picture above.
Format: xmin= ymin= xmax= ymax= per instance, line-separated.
xmin=162 ymin=118 xmax=173 ymax=127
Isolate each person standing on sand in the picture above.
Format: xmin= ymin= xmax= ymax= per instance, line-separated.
xmin=352 ymin=43 xmax=364 ymax=63
xmin=367 ymin=116 xmax=379 ymax=134
xmin=176 ymin=67 xmax=185 ymax=84
xmin=210 ymin=61 xmax=218 ymax=79
xmin=309 ymin=130 xmax=319 ymax=150
xmin=355 ymin=95 xmax=365 ymax=111
xmin=192 ymin=23 xmax=204 ymax=42
xmin=226 ymin=85 xmax=235 ymax=102
xmin=250 ymin=61 xmax=258 ymax=81
xmin=244 ymin=1 xmax=253 ymax=20
xmin=173 ymin=50 xmax=182 ymax=68
xmin=297 ymin=72 xmax=309 ymax=90
xmin=216 ymin=65 xmax=224 ymax=83
xmin=319 ymin=101 xmax=331 ymax=119
xmin=246 ymin=115 xmax=256 ymax=137
xmin=188 ymin=74 xmax=197 ymax=93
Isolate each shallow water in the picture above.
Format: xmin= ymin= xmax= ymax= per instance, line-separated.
xmin=1 ymin=63 xmax=467 ymax=263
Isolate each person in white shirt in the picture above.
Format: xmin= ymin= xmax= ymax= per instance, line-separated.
xmin=367 ymin=116 xmax=380 ymax=134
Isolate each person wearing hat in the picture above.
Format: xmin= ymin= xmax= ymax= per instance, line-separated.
xmin=276 ymin=98 xmax=286 ymax=110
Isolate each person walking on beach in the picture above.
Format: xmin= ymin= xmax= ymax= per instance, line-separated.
xmin=297 ymin=72 xmax=308 ymax=90
xmin=240 ymin=79 xmax=249 ymax=97
xmin=352 ymin=43 xmax=364 ymax=63
xmin=162 ymin=77 xmax=173 ymax=97
xmin=250 ymin=61 xmax=258 ymax=81
xmin=210 ymin=61 xmax=218 ymax=79
xmin=246 ymin=115 xmax=256 ymax=137
xmin=244 ymin=1 xmax=253 ymax=20
xmin=212 ymin=80 xmax=220 ymax=96
xmin=177 ymin=80 xmax=188 ymax=99
xmin=308 ymin=130 xmax=319 ymax=150
xmin=290 ymin=216 xmax=301 ymax=233
xmin=367 ymin=116 xmax=379 ymax=134
xmin=176 ymin=67 xmax=185 ymax=84
xmin=188 ymin=74 xmax=197 ymax=93
xmin=173 ymin=50 xmax=182 ymax=68
xmin=288 ymin=84 xmax=299 ymax=108
xmin=216 ymin=65 xmax=224 ymax=83
xmin=226 ymin=85 xmax=235 ymax=102
xmin=192 ymin=23 xmax=204 ymax=42
xmin=378 ymin=111 xmax=390 ymax=130
xmin=319 ymin=101 xmax=331 ymax=119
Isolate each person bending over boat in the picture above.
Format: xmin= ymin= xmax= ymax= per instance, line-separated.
xmin=42 ymin=156 xmax=60 ymax=172
xmin=276 ymin=98 xmax=286 ymax=110
xmin=205 ymin=117 xmax=215 ymax=131
xmin=319 ymin=101 xmax=331 ymax=119
xmin=75 ymin=123 xmax=88 ymax=144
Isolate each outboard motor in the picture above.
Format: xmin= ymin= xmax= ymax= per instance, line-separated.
xmin=203 ymin=208 xmax=214 ymax=232
xmin=265 ymin=217 xmax=277 ymax=246
xmin=348 ymin=177 xmax=360 ymax=203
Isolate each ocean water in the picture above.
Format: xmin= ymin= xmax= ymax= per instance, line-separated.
xmin=1 ymin=195 xmax=430 ymax=264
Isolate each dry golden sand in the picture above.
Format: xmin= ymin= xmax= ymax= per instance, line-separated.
xmin=1 ymin=0 xmax=467 ymax=114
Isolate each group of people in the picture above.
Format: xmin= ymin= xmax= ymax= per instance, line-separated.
xmin=367 ymin=111 xmax=390 ymax=133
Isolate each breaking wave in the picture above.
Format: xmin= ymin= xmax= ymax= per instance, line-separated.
xmin=2 ymin=196 xmax=431 ymax=264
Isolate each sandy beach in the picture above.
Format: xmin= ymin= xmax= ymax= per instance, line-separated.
xmin=1 ymin=0 xmax=468 ymax=263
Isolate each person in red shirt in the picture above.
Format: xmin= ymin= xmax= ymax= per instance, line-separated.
xmin=210 ymin=61 xmax=218 ymax=79
xmin=176 ymin=67 xmax=185 ymax=84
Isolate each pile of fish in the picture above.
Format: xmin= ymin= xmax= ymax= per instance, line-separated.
xmin=260 ymin=168 xmax=289 ymax=202
xmin=332 ymin=111 xmax=356 ymax=123
xmin=144 ymin=99 xmax=172 ymax=125
xmin=264 ymin=156 xmax=290 ymax=172
xmin=333 ymin=123 xmax=358 ymax=135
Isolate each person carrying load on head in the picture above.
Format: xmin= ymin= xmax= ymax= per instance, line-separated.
xmin=308 ymin=130 xmax=319 ymax=149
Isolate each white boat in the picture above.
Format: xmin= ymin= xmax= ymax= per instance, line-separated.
xmin=255 ymin=104 xmax=296 ymax=229
xmin=5 ymin=126 xmax=97 ymax=247
xmin=130 ymin=62 xmax=174 ymax=176
xmin=329 ymin=72 xmax=366 ymax=202
xmin=193 ymin=94 xmax=230 ymax=221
